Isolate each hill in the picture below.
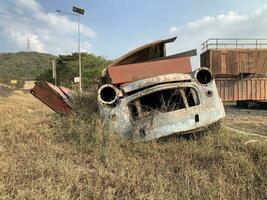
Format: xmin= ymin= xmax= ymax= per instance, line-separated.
xmin=0 ymin=51 xmax=55 ymax=80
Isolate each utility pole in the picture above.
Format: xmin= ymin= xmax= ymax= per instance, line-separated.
xmin=52 ymin=58 xmax=57 ymax=85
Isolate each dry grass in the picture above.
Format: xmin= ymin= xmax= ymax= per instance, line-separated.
xmin=0 ymin=91 xmax=267 ymax=199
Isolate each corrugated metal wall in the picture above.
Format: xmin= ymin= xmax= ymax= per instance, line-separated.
xmin=216 ymin=78 xmax=267 ymax=102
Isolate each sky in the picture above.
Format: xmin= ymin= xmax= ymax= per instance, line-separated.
xmin=1 ymin=0 xmax=267 ymax=66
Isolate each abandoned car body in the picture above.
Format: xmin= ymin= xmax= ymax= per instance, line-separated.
xmin=31 ymin=37 xmax=225 ymax=141
xmin=98 ymin=68 xmax=225 ymax=141
xmin=98 ymin=37 xmax=225 ymax=141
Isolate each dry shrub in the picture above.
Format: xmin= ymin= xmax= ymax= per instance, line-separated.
xmin=0 ymin=91 xmax=267 ymax=199
xmin=0 ymin=83 xmax=14 ymax=97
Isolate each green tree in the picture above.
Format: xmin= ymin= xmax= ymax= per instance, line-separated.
xmin=37 ymin=53 xmax=111 ymax=89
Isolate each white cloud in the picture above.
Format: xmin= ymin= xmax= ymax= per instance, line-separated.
xmin=0 ymin=0 xmax=96 ymax=54
xmin=169 ymin=26 xmax=178 ymax=34
xmin=167 ymin=4 xmax=267 ymax=68
xmin=14 ymin=0 xmax=41 ymax=12
xmin=9 ymin=30 xmax=45 ymax=52
xmin=35 ymin=12 xmax=96 ymax=38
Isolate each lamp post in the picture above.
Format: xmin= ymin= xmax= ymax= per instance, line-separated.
xmin=56 ymin=6 xmax=85 ymax=93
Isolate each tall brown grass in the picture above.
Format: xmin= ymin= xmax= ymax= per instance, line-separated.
xmin=0 ymin=91 xmax=266 ymax=199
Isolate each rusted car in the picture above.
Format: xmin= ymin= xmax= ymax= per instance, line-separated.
xmin=31 ymin=37 xmax=225 ymax=141
xmin=98 ymin=69 xmax=225 ymax=141
xmin=97 ymin=37 xmax=225 ymax=141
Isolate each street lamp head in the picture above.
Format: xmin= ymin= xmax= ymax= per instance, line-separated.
xmin=56 ymin=10 xmax=61 ymax=13
xmin=72 ymin=6 xmax=85 ymax=15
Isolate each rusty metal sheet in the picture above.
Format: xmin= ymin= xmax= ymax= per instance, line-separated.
xmin=30 ymin=81 xmax=73 ymax=114
xmin=107 ymin=57 xmax=192 ymax=85
xmin=110 ymin=37 xmax=177 ymax=66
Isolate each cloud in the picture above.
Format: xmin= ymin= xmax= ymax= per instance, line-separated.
xmin=167 ymin=4 xmax=267 ymax=68
xmin=169 ymin=26 xmax=178 ymax=34
xmin=14 ymin=0 xmax=41 ymax=12
xmin=0 ymin=0 xmax=96 ymax=54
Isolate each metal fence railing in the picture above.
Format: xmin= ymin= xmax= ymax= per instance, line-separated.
xmin=201 ymin=38 xmax=267 ymax=51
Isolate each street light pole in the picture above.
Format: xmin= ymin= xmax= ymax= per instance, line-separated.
xmin=77 ymin=14 xmax=82 ymax=92
xmin=56 ymin=6 xmax=85 ymax=93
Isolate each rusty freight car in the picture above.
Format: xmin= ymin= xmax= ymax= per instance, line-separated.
xmin=201 ymin=38 xmax=267 ymax=106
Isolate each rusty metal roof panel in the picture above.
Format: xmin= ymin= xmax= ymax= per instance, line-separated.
xmin=107 ymin=56 xmax=192 ymax=85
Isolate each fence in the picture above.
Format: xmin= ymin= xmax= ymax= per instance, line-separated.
xmin=201 ymin=38 xmax=267 ymax=51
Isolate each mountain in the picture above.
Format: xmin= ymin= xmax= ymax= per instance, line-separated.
xmin=0 ymin=51 xmax=55 ymax=80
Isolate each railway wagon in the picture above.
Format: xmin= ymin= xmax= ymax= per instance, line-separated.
xmin=200 ymin=38 xmax=267 ymax=106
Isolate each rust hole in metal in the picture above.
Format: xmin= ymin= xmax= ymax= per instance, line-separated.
xmin=206 ymin=90 xmax=213 ymax=97
xmin=111 ymin=114 xmax=116 ymax=120
xmin=195 ymin=114 xmax=199 ymax=123
xmin=139 ymin=128 xmax=146 ymax=137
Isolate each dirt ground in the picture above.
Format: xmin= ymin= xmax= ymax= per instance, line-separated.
xmin=223 ymin=104 xmax=267 ymax=136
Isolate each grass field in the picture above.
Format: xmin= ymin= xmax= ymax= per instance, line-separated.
xmin=0 ymin=90 xmax=267 ymax=199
